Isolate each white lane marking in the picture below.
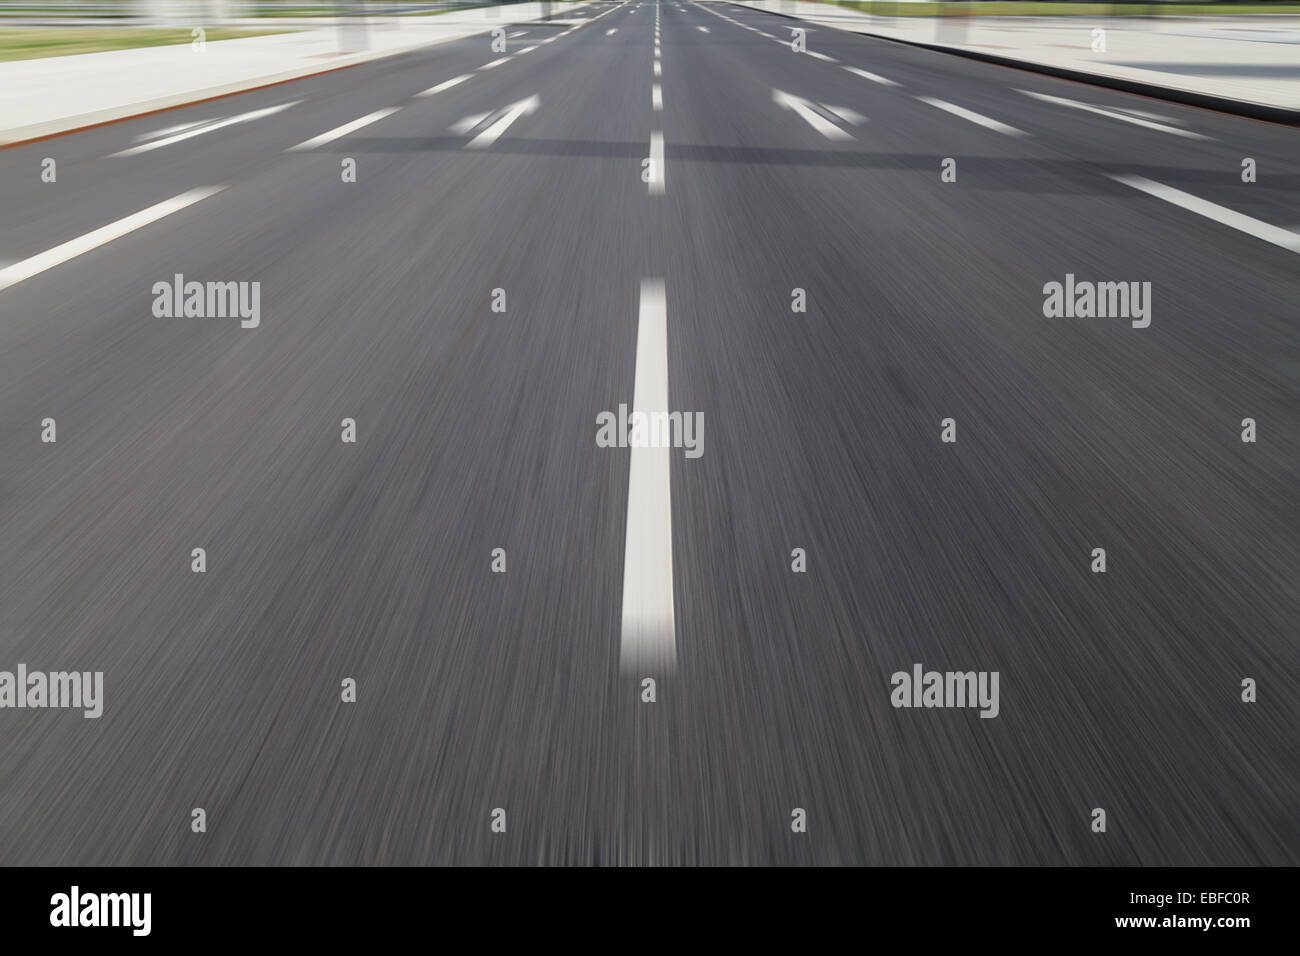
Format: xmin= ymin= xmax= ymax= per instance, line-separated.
xmin=806 ymin=50 xmax=837 ymax=63
xmin=607 ymin=26 xmax=617 ymax=34
xmin=466 ymin=94 xmax=540 ymax=149
xmin=418 ymin=74 xmax=471 ymax=96
xmin=697 ymin=25 xmax=708 ymax=32
xmin=449 ymin=111 xmax=490 ymax=134
xmin=1110 ymin=175 xmax=1300 ymax=254
xmin=1018 ymin=89 xmax=1211 ymax=140
xmin=773 ymin=88 xmax=853 ymax=141
xmin=541 ymin=35 xmax=557 ymax=43
xmin=135 ymin=118 xmax=207 ymax=142
xmin=288 ymin=107 xmax=400 ymax=151
xmin=1112 ymin=104 xmax=1183 ymax=123
xmin=0 ymin=187 xmax=224 ymax=294
xmin=508 ymin=30 xmax=526 ymax=38
xmin=480 ymin=56 xmax=511 ymax=70
xmin=619 ymin=277 xmax=676 ymax=676
xmin=649 ymin=130 xmax=665 ymax=195
xmin=654 ymin=60 xmax=662 ymax=76
xmin=113 ymin=101 xmax=298 ymax=156
xmin=825 ymin=104 xmax=866 ymax=126
xmin=915 ymin=96 xmax=1027 ymax=136
xmin=652 ymin=84 xmax=663 ymax=110
xmin=843 ymin=65 xmax=897 ymax=87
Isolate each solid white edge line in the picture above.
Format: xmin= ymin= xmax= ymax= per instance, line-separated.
xmin=619 ymin=277 xmax=676 ymax=676
xmin=0 ymin=187 xmax=225 ymax=294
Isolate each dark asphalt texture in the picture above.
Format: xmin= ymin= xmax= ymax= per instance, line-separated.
xmin=0 ymin=0 xmax=1296 ymax=865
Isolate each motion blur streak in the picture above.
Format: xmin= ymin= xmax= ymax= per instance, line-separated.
xmin=0 ymin=0 xmax=1296 ymax=865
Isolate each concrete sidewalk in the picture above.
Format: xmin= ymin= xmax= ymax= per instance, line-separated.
xmin=0 ymin=2 xmax=589 ymax=145
xmin=723 ymin=1 xmax=1300 ymax=114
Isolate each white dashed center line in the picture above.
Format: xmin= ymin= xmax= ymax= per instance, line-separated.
xmin=0 ymin=187 xmax=225 ymax=294
xmin=648 ymin=130 xmax=665 ymax=195
xmin=288 ymin=107 xmax=401 ymax=151
xmin=418 ymin=74 xmax=471 ymax=96
xmin=619 ymin=278 xmax=676 ymax=676
xmin=843 ymin=65 xmax=898 ymax=86
xmin=1019 ymin=89 xmax=1212 ymax=140
xmin=915 ymin=96 xmax=1027 ymax=136
xmin=1110 ymin=175 xmax=1300 ymax=254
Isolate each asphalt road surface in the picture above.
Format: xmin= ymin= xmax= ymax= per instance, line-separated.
xmin=0 ymin=0 xmax=1296 ymax=865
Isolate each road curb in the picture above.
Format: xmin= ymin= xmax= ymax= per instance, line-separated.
xmin=0 ymin=49 xmax=427 ymax=149
xmin=0 ymin=6 xmax=582 ymax=149
xmin=726 ymin=3 xmax=1300 ymax=127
